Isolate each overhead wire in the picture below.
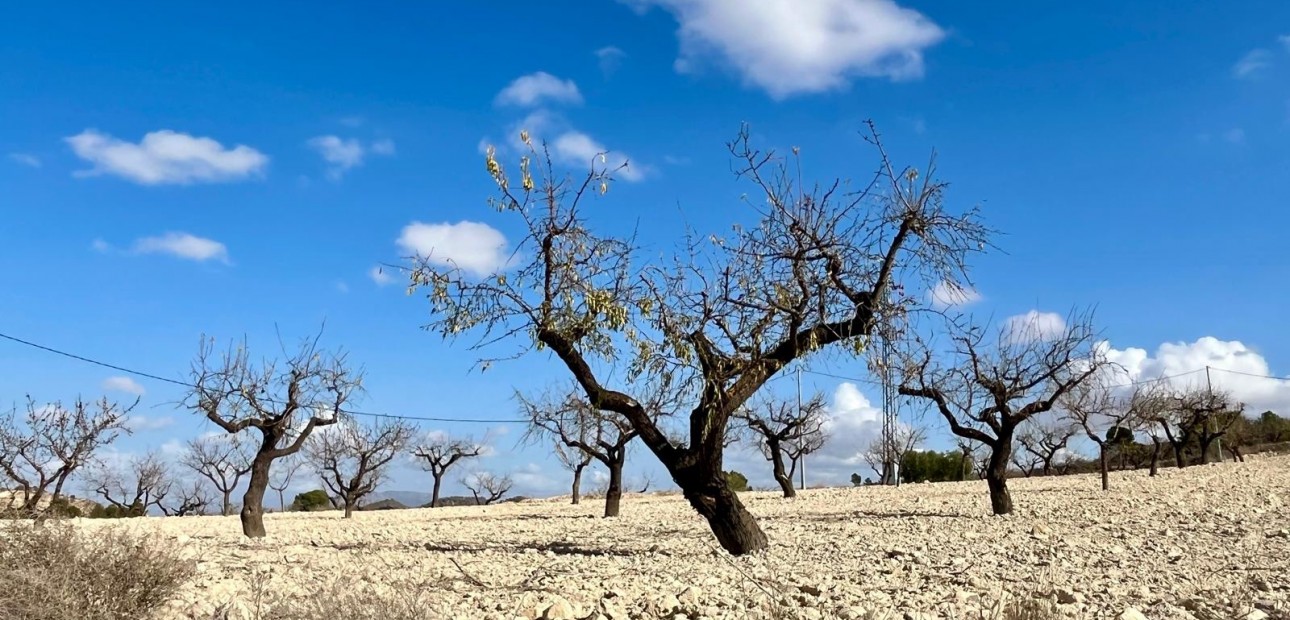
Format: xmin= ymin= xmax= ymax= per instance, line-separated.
xmin=0 ymin=331 xmax=527 ymax=424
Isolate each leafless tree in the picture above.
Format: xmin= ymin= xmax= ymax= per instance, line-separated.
xmin=1155 ymin=386 xmax=1240 ymax=468
xmin=306 ymin=417 xmax=415 ymax=518
xmin=735 ymin=394 xmax=827 ymax=498
xmin=1016 ymin=418 xmax=1080 ymax=477
xmin=461 ymin=471 xmax=513 ymax=505
xmin=898 ymin=311 xmax=1107 ymax=515
xmin=83 ymin=451 xmax=171 ymax=516
xmin=1010 ymin=443 xmax=1042 ymax=478
xmin=184 ymin=334 xmax=362 ymax=538
xmin=407 ymin=123 xmax=990 ymax=554
xmin=160 ymin=477 xmax=213 ymax=516
xmin=0 ymin=396 xmax=133 ymax=514
xmin=520 ymin=387 xmax=641 ymax=517
xmin=1063 ymin=378 xmax=1158 ymax=490
xmin=1222 ymin=411 xmax=1252 ymax=463
xmin=862 ymin=422 xmax=926 ymax=484
xmin=412 ymin=434 xmax=485 ymax=507
xmin=182 ymin=435 xmax=251 ymax=516
xmin=268 ymin=453 xmax=304 ymax=512
xmin=555 ymin=440 xmax=594 ymax=505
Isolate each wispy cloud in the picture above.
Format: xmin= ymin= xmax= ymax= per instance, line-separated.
xmin=102 ymin=376 xmax=146 ymax=396
xmin=65 ymin=129 xmax=268 ymax=184
xmin=1233 ymin=49 xmax=1273 ymax=79
xmin=131 ymin=232 xmax=230 ymax=264
xmin=7 ymin=153 xmax=41 ymax=168
xmin=596 ymin=46 xmax=627 ymax=76
xmin=628 ymin=0 xmax=944 ymax=99
xmin=495 ymin=72 xmax=583 ymax=107
xmin=307 ymin=136 xmax=395 ymax=180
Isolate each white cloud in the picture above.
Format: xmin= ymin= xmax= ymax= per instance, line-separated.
xmin=369 ymin=265 xmax=393 ymax=286
xmin=596 ymin=46 xmax=627 ymax=75
xmin=396 ymin=221 xmax=512 ymax=278
xmin=132 ymin=232 xmax=230 ymax=263
xmin=928 ymin=280 xmax=981 ymax=310
xmin=126 ymin=415 xmax=175 ymax=431
xmin=1234 ymin=49 xmax=1273 ymax=78
xmin=102 ymin=376 xmax=146 ymax=396
xmin=1280 ymin=35 xmax=1290 ymax=52
xmin=1002 ymin=310 xmax=1066 ymax=344
xmin=307 ymin=136 xmax=395 ymax=180
xmin=65 ymin=129 xmax=267 ymax=185
xmin=1102 ymin=337 xmax=1290 ymax=415
xmin=630 ymin=0 xmax=944 ymax=98
xmin=90 ymin=238 xmax=111 ymax=253
xmin=8 ymin=153 xmax=40 ymax=168
xmin=1222 ymin=128 xmax=1246 ymax=144
xmin=509 ymin=462 xmax=563 ymax=496
xmin=551 ymin=130 xmax=647 ymax=182
xmin=370 ymin=139 xmax=396 ymax=156
xmin=335 ymin=281 xmax=350 ymax=294
xmin=495 ymin=72 xmax=583 ymax=107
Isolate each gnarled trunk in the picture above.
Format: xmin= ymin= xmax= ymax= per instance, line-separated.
xmin=768 ymin=438 xmax=795 ymax=498
xmin=571 ymin=462 xmax=586 ymax=505
xmin=240 ymin=455 xmax=271 ymax=538
xmin=1098 ymin=444 xmax=1109 ymax=492
xmin=985 ymin=439 xmax=1013 ymax=515
xmin=1172 ymin=442 xmax=1187 ymax=469
xmin=681 ymin=477 xmax=767 ymax=555
xmin=221 ymin=490 xmax=233 ymax=516
xmin=604 ymin=457 xmax=624 ymax=518
xmin=1149 ymin=440 xmax=1162 ymax=477
xmin=430 ymin=474 xmax=443 ymax=508
xmin=343 ymin=501 xmax=354 ymax=518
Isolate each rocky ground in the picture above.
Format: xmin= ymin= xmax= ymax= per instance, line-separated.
xmin=78 ymin=456 xmax=1289 ymax=619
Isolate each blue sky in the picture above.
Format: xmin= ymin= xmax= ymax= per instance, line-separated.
xmin=2 ymin=1 xmax=1289 ymax=500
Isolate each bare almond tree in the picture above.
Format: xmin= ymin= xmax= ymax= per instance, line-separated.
xmin=461 ymin=471 xmax=512 ymax=505
xmin=160 ymin=478 xmax=213 ymax=516
xmin=1064 ymin=379 xmax=1157 ymax=490
xmin=268 ymin=453 xmax=304 ymax=512
xmin=736 ymin=394 xmax=827 ymax=498
xmin=1010 ymin=444 xmax=1042 ymax=478
xmin=555 ymin=440 xmax=594 ymax=505
xmin=407 ymin=123 xmax=990 ymax=554
xmin=862 ymin=423 xmax=926 ymax=484
xmin=0 ymin=396 xmax=133 ymax=514
xmin=1015 ymin=419 xmax=1080 ymax=477
xmin=306 ymin=417 xmax=415 ymax=518
xmin=1154 ymin=386 xmax=1239 ymax=468
xmin=898 ymin=312 xmax=1107 ymax=515
xmin=84 ymin=451 xmax=171 ymax=516
xmin=520 ymin=388 xmax=639 ymax=517
xmin=413 ymin=435 xmax=485 ymax=508
xmin=182 ymin=436 xmax=251 ymax=516
xmin=184 ymin=334 xmax=362 ymax=538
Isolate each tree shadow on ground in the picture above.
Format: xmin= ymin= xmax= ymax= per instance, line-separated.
xmin=420 ymin=540 xmax=642 ymax=557
xmin=785 ymin=509 xmax=971 ymax=522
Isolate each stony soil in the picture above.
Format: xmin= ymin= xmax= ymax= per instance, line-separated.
xmin=79 ymin=456 xmax=1290 ymax=620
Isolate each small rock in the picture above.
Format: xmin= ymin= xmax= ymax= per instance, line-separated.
xmin=542 ymin=596 xmax=576 ymax=620
xmin=799 ymin=584 xmax=824 ymax=597
xmin=1054 ymin=588 xmax=1082 ymax=605
xmin=1117 ymin=608 xmax=1148 ymax=620
xmin=678 ymin=586 xmax=702 ymax=607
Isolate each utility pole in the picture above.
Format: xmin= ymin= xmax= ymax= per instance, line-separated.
xmin=797 ymin=365 xmax=805 ymax=491
xmin=1206 ymin=366 xmax=1224 ymax=462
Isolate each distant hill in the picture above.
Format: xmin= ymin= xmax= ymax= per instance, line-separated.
xmin=367 ymin=490 xmax=432 ymax=507
xmin=360 ymin=498 xmax=408 ymax=511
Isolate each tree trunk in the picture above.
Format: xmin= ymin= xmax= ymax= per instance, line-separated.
xmin=604 ymin=458 xmax=624 ymax=518
xmin=1041 ymin=460 xmax=1053 ymax=477
xmin=278 ymin=489 xmax=285 ymax=512
xmin=1172 ymin=442 xmax=1187 ymax=469
xmin=1149 ymin=441 xmax=1162 ymax=477
xmin=343 ymin=501 xmax=354 ymax=519
xmin=240 ymin=455 xmax=271 ymax=538
xmin=985 ymin=442 xmax=1013 ymax=515
xmin=222 ymin=490 xmax=233 ymax=516
xmin=571 ymin=462 xmax=585 ymax=505
xmin=769 ymin=439 xmax=795 ymax=498
xmin=1232 ymin=446 xmax=1244 ymax=463
xmin=430 ymin=474 xmax=443 ymax=508
xmin=1099 ymin=444 xmax=1109 ymax=492
xmin=681 ymin=478 xmax=767 ymax=555
xmin=1198 ymin=436 xmax=1214 ymax=465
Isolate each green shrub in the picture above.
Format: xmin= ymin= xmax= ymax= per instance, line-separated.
xmin=724 ymin=470 xmax=750 ymax=492
xmin=291 ymin=489 xmax=333 ymax=512
xmin=0 ymin=520 xmax=192 ymax=619
xmin=900 ymin=450 xmax=972 ymax=483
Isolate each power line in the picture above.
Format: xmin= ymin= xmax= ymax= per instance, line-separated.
xmin=0 ymin=331 xmax=526 ymax=425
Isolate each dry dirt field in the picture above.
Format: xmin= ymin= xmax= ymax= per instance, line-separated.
xmin=80 ymin=456 xmax=1289 ymax=620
